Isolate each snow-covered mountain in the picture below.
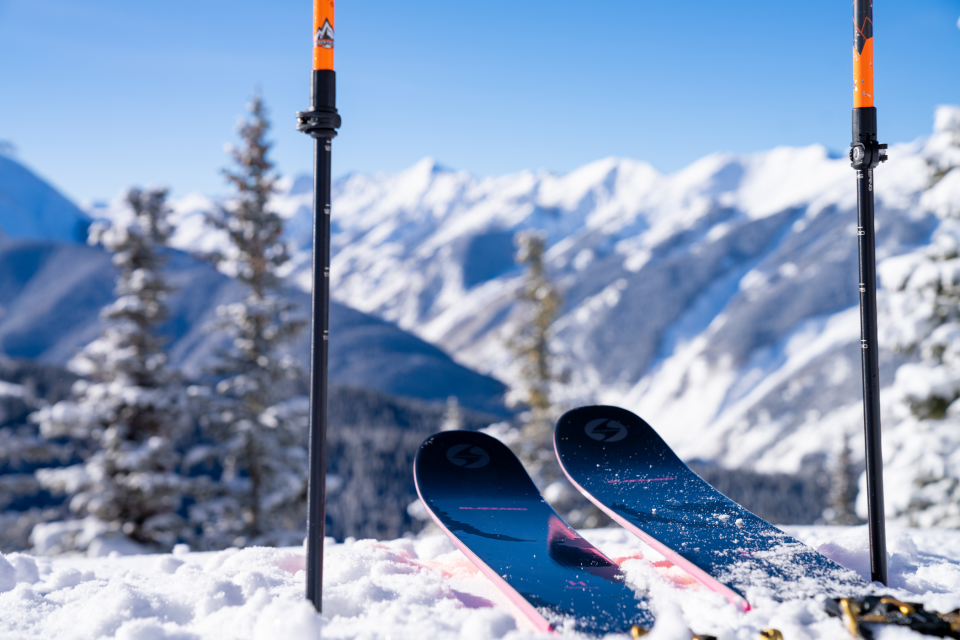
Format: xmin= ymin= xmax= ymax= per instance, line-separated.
xmin=86 ymin=108 xmax=960 ymax=496
xmin=0 ymin=240 xmax=507 ymax=415
xmin=0 ymin=155 xmax=89 ymax=243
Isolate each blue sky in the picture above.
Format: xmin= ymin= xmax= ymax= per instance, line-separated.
xmin=1 ymin=0 xmax=958 ymax=203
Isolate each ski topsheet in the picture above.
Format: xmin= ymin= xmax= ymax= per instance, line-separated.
xmin=414 ymin=430 xmax=654 ymax=636
xmin=554 ymin=406 xmax=871 ymax=608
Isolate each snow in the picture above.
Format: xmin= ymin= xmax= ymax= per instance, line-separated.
xmin=1 ymin=526 xmax=959 ymax=640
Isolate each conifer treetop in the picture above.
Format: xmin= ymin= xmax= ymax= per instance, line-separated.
xmin=205 ymin=94 xmax=290 ymax=298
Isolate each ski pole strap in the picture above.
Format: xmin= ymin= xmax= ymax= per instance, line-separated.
xmin=825 ymin=596 xmax=960 ymax=639
xmin=853 ymin=0 xmax=874 ymax=108
xmin=313 ymin=0 xmax=334 ymax=71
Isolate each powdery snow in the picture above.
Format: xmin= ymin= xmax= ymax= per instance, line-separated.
xmin=2 ymin=526 xmax=959 ymax=640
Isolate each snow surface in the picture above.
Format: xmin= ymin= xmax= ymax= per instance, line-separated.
xmin=2 ymin=526 xmax=959 ymax=640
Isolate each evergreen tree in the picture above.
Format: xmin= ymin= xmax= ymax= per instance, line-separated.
xmin=32 ymin=187 xmax=193 ymax=551
xmin=197 ymin=94 xmax=308 ymax=546
xmin=926 ymin=107 xmax=960 ymax=191
xmin=510 ymin=231 xmax=563 ymax=466
xmin=888 ymin=110 xmax=960 ymax=418
xmin=879 ymin=106 xmax=960 ymax=527
xmin=824 ymin=433 xmax=860 ymax=526
xmin=440 ymin=396 xmax=463 ymax=431
xmin=511 ymin=230 xmax=563 ymax=440
xmin=507 ymin=231 xmax=604 ymax=527
xmin=0 ymin=365 xmax=75 ymax=552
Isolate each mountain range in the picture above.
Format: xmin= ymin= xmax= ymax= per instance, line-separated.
xmin=9 ymin=106 xmax=960 ymax=480
xmin=0 ymin=159 xmax=507 ymax=416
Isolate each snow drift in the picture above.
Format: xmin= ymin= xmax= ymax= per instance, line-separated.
xmin=1 ymin=527 xmax=959 ymax=640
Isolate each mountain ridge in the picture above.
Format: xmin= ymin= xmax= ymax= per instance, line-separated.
xmin=0 ymin=239 xmax=508 ymax=416
xmin=57 ymin=107 xmax=960 ymax=481
xmin=0 ymin=155 xmax=89 ymax=243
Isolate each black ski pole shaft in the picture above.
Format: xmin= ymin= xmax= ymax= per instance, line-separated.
xmin=851 ymin=0 xmax=888 ymax=586
xmin=297 ymin=0 xmax=341 ymax=612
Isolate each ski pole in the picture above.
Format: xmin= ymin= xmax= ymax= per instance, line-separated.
xmin=851 ymin=0 xmax=888 ymax=586
xmin=297 ymin=0 xmax=341 ymax=612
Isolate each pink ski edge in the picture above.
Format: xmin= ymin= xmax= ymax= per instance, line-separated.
xmin=413 ymin=472 xmax=557 ymax=635
xmin=553 ymin=439 xmax=751 ymax=613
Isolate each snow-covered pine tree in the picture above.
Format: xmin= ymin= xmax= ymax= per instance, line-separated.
xmin=440 ymin=396 xmax=463 ymax=431
xmin=510 ymin=231 xmax=563 ymax=448
xmin=508 ymin=231 xmax=561 ymax=476
xmin=927 ymin=107 xmax=960 ymax=192
xmin=506 ymin=231 xmax=604 ymax=527
xmin=0 ymin=360 xmax=75 ymax=552
xmin=824 ymin=432 xmax=860 ymax=526
xmin=876 ymin=106 xmax=960 ymax=528
xmin=196 ymin=94 xmax=308 ymax=547
xmin=32 ymin=187 xmax=194 ymax=552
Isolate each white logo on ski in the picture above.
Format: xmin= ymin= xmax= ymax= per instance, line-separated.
xmin=446 ymin=444 xmax=490 ymax=468
xmin=584 ymin=419 xmax=627 ymax=442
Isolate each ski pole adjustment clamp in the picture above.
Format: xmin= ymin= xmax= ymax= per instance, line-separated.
xmin=296 ymin=70 xmax=341 ymax=138
xmin=850 ymin=107 xmax=887 ymax=171
xmin=297 ymin=0 xmax=341 ymax=139
xmin=849 ymin=141 xmax=887 ymax=171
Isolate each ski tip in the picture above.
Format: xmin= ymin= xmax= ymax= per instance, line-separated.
xmin=414 ymin=430 xmax=522 ymax=475
xmin=413 ymin=429 xmax=541 ymax=504
xmin=553 ymin=405 xmax=662 ymax=461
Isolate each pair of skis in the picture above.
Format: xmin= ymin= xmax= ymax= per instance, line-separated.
xmin=414 ymin=406 xmax=870 ymax=637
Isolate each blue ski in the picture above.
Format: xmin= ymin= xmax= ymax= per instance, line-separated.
xmin=555 ymin=406 xmax=871 ymax=608
xmin=415 ymin=430 xmax=654 ymax=636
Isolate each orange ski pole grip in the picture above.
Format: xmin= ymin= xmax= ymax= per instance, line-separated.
xmin=853 ymin=0 xmax=873 ymax=108
xmin=313 ymin=0 xmax=334 ymax=71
